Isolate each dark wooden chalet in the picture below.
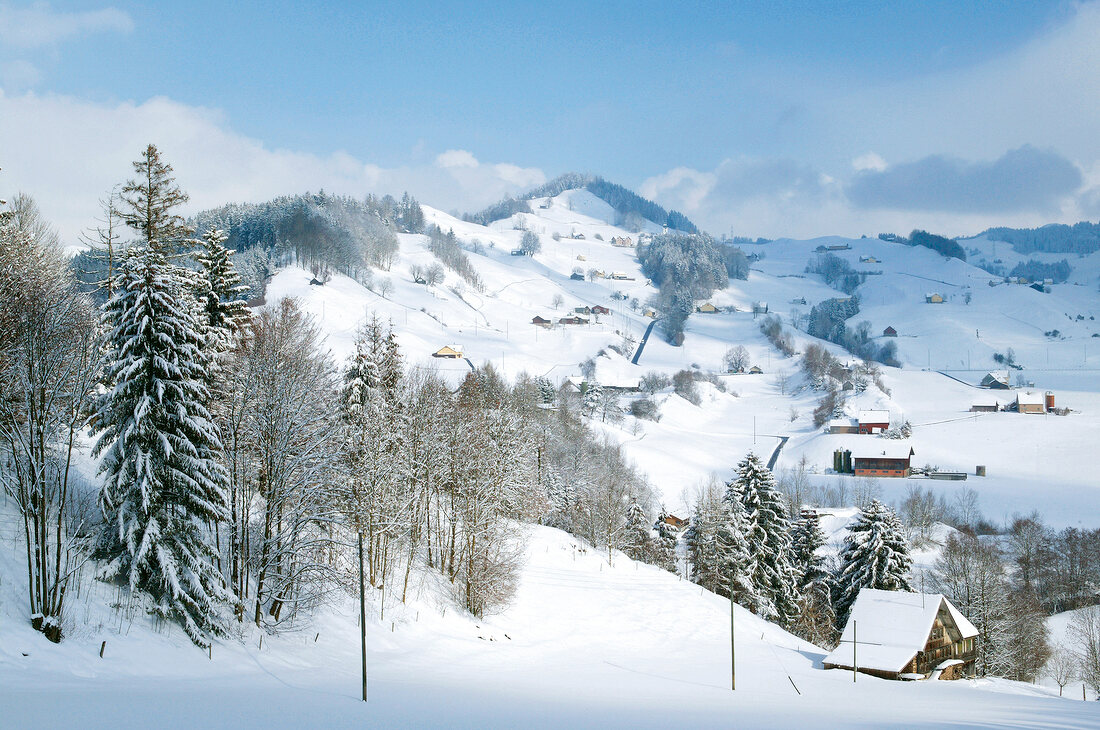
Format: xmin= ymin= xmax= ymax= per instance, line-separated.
xmin=824 ymin=589 xmax=978 ymax=681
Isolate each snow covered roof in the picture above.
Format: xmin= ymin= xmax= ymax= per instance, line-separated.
xmin=850 ymin=442 xmax=913 ymax=460
xmin=828 ymin=418 xmax=857 ymax=427
xmin=823 ymin=589 xmax=977 ymax=674
xmin=1015 ymin=391 xmax=1045 ymax=405
xmin=970 ymin=395 xmax=1001 ymax=406
xmin=857 ymin=410 xmax=889 ymax=424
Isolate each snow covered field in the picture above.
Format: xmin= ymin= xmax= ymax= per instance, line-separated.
xmin=3 ymin=520 xmax=1096 ymax=729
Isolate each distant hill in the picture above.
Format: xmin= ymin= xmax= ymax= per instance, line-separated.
xmin=976 ymin=220 xmax=1100 ymax=255
xmin=465 ymin=173 xmax=699 ymax=234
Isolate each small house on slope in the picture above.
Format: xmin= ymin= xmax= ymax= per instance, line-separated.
xmin=823 ymin=589 xmax=978 ymax=680
xmin=857 ymin=410 xmax=890 ymax=434
xmin=882 ymin=326 xmax=897 ymax=337
xmin=980 ymin=371 xmax=1010 ymax=389
xmin=696 ymin=302 xmax=720 ymax=313
xmin=851 ymin=442 xmax=913 ymax=477
xmin=432 ymin=344 xmax=464 ymax=359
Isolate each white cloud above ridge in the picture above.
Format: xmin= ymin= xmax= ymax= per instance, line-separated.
xmin=0 ymin=90 xmax=545 ymax=243
xmin=0 ymin=3 xmax=133 ymax=48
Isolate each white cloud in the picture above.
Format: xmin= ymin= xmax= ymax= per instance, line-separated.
xmin=0 ymin=3 xmax=133 ymax=48
xmin=0 ymin=90 xmax=545 ymax=243
xmin=851 ymin=153 xmax=886 ymax=173
xmin=0 ymin=59 xmax=39 ymax=89
xmin=435 ymin=149 xmax=479 ymax=169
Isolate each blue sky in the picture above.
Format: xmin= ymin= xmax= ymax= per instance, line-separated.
xmin=2 ymin=1 xmax=1098 ymax=241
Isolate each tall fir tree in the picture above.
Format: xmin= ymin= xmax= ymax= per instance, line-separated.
xmin=341 ymin=314 xmax=409 ymax=586
xmin=193 ymin=227 xmax=250 ymax=354
xmin=93 ymin=245 xmax=232 ymax=647
xmin=729 ymin=453 xmax=799 ymax=625
xmin=120 ymin=144 xmax=192 ymax=255
xmin=93 ymin=146 xmax=231 ymax=647
xmin=791 ymin=512 xmax=829 ymax=592
xmin=834 ymin=499 xmax=913 ymax=628
xmin=622 ymin=501 xmax=654 ymax=563
xmin=717 ymin=480 xmax=757 ymax=607
xmin=789 ymin=511 xmax=837 ymax=646
xmin=686 ymin=494 xmax=723 ymax=593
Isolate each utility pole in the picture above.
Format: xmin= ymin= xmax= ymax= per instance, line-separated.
xmin=849 ymin=620 xmax=858 ymax=686
xmin=730 ymin=595 xmax=736 ymax=691
xmin=359 ymin=532 xmax=367 ymax=702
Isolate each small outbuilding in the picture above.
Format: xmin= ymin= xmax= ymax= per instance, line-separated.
xmin=857 ymin=410 xmax=890 ymax=434
xmin=969 ymin=397 xmax=1000 ymax=413
xmin=823 ymin=589 xmax=978 ymax=680
xmin=882 ymin=326 xmax=897 ymax=337
xmin=828 ymin=418 xmax=859 ymax=434
xmin=531 ymin=316 xmax=552 ymax=327
xmin=748 ymin=365 xmax=763 ymax=374
xmin=925 ymin=293 xmax=944 ymax=304
xmin=696 ymin=302 xmax=720 ymax=313
xmin=591 ymin=305 xmax=610 ymax=315
xmin=570 ymin=272 xmax=585 ymax=281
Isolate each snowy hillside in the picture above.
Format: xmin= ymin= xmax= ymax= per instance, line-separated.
xmin=256 ymin=193 xmax=1100 ymax=531
xmin=3 ymin=511 xmax=1094 ymax=729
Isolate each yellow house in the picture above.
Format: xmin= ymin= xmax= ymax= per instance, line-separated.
xmin=925 ymin=293 xmax=944 ymax=304
xmin=432 ymin=345 xmax=464 ymax=359
xmin=696 ymin=302 xmax=719 ymax=313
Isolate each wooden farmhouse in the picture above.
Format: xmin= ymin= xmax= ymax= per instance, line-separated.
xmin=569 ymin=272 xmax=585 ymax=281
xmin=661 ymin=514 xmax=689 ymax=530
xmin=696 ymin=302 xmax=720 ymax=313
xmin=851 ymin=442 xmax=914 ymax=477
xmin=610 ymin=236 xmax=634 ymax=247
xmin=857 ymin=409 xmax=890 ymax=434
xmin=882 ymin=326 xmax=897 ymax=337
xmin=531 ymin=316 xmax=552 ymax=327
xmin=558 ymin=315 xmax=589 ymax=325
xmin=748 ymin=365 xmax=764 ymax=374
xmin=980 ymin=371 xmax=1011 ymax=389
xmin=823 ymin=589 xmax=978 ymax=680
xmin=925 ymin=292 xmax=944 ymax=304
xmin=1014 ymin=390 xmax=1052 ymax=414
xmin=591 ymin=305 xmax=610 ymax=315
xmin=432 ymin=344 xmax=464 ymax=359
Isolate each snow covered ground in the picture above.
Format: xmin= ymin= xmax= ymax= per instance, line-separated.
xmin=3 ymin=515 xmax=1095 ymax=728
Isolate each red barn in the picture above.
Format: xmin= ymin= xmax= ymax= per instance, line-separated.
xmin=857 ymin=409 xmax=890 ymax=434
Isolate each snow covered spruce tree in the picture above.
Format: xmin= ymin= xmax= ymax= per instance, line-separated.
xmin=833 ymin=499 xmax=912 ymax=629
xmin=622 ymin=500 xmax=656 ymax=564
xmin=728 ymin=453 xmax=799 ymax=626
xmin=686 ymin=481 xmax=725 ymax=593
xmin=93 ymin=146 xmax=232 ymax=646
xmin=193 ymin=227 xmax=250 ymax=357
xmin=341 ymin=314 xmax=411 ymax=590
xmin=789 ymin=511 xmax=837 ymax=646
xmin=717 ymin=479 xmax=756 ymax=607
